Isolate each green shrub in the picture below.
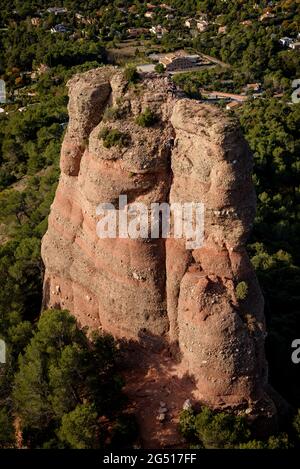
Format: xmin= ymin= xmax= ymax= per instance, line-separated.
xmin=193 ymin=407 xmax=250 ymax=449
xmin=182 ymin=82 xmax=202 ymax=100
xmin=239 ymin=433 xmax=290 ymax=449
xmin=235 ymin=281 xmax=249 ymax=300
xmin=124 ymin=66 xmax=139 ymax=84
xmin=103 ymin=105 xmax=128 ymax=122
xmin=58 ymin=403 xmax=100 ymax=449
xmin=111 ymin=414 xmax=138 ymax=447
xmin=0 ymin=407 xmax=15 ymax=448
xmin=99 ymin=127 xmax=130 ymax=148
xmin=179 ymin=406 xmax=251 ymax=449
xmin=239 ymin=439 xmax=266 ymax=449
xmin=12 ymin=309 xmax=123 ymax=448
xmin=267 ymin=433 xmax=290 ymax=449
xmin=155 ymin=63 xmax=165 ymax=74
xmin=293 ymin=409 xmax=300 ymax=439
xmin=135 ymin=108 xmax=158 ymax=128
xmin=179 ymin=409 xmax=196 ymax=440
xmin=179 ymin=405 xmax=291 ymax=450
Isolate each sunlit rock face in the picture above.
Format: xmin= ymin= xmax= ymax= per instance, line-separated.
xmin=42 ymin=67 xmax=276 ymax=420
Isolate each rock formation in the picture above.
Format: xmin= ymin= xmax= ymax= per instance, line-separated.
xmin=41 ymin=67 xmax=276 ymax=427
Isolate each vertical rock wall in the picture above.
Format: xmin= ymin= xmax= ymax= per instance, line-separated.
xmin=42 ymin=67 xmax=275 ymax=417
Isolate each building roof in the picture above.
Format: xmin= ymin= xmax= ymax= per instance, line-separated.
xmin=226 ymin=101 xmax=243 ymax=109
xmin=161 ymin=50 xmax=199 ymax=60
xmin=47 ymin=7 xmax=67 ymax=14
xmin=160 ymin=3 xmax=174 ymax=10
xmin=245 ymin=83 xmax=261 ymax=90
xmin=159 ymin=51 xmax=200 ymax=66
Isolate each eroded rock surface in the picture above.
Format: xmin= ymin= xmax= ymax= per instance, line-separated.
xmin=42 ymin=67 xmax=276 ymax=425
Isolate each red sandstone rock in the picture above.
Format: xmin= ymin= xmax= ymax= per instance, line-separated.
xmin=41 ymin=67 xmax=276 ymax=426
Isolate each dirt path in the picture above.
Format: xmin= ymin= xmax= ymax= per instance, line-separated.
xmin=199 ymin=52 xmax=230 ymax=69
xmin=122 ymin=345 xmax=198 ymax=448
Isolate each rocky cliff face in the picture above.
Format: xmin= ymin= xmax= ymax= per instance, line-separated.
xmin=42 ymin=67 xmax=276 ymax=423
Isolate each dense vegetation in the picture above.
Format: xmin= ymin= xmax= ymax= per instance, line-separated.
xmin=179 ymin=407 xmax=296 ymax=449
xmin=135 ymin=107 xmax=158 ymax=127
xmin=1 ymin=308 xmax=134 ymax=448
xmin=240 ymin=99 xmax=300 ymax=406
xmin=0 ymin=0 xmax=299 ymax=449
xmin=0 ymin=3 xmax=114 ymax=448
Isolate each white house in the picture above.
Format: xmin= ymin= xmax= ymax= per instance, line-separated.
xmin=47 ymin=7 xmax=67 ymax=15
xmin=159 ymin=51 xmax=202 ymax=71
xmin=185 ymin=18 xmax=208 ymax=32
xmin=145 ymin=11 xmax=155 ymax=19
xmin=259 ymin=11 xmax=275 ymax=21
xmin=218 ymin=26 xmax=227 ymax=34
xmin=0 ymin=79 xmax=6 ymax=104
xmin=196 ymin=20 xmax=209 ymax=32
xmin=149 ymin=25 xmax=167 ymax=38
